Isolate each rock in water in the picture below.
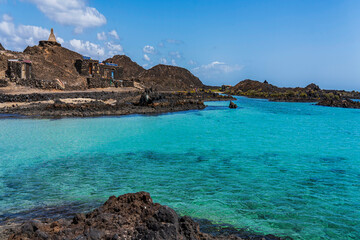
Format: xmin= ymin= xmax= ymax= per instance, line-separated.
xmin=229 ymin=101 xmax=238 ymax=109
xmin=8 ymin=192 xmax=286 ymax=240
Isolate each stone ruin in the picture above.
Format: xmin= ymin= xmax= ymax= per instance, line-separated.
xmin=75 ymin=57 xmax=134 ymax=88
xmin=0 ymin=28 xmax=135 ymax=90
xmin=7 ymin=59 xmax=32 ymax=80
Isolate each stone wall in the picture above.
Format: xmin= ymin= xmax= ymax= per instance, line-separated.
xmin=15 ymin=78 xmax=64 ymax=90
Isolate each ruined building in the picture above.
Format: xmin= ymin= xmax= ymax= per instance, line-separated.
xmin=6 ymin=59 xmax=32 ymax=81
xmin=75 ymin=57 xmax=134 ymax=88
xmin=1 ymin=28 xmax=135 ymax=90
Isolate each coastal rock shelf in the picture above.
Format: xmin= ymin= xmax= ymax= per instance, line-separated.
xmin=7 ymin=192 xmax=285 ymax=240
xmin=0 ymin=90 xmax=234 ymax=118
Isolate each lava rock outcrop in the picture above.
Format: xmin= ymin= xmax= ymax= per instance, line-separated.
xmin=8 ymin=192 xmax=286 ymax=240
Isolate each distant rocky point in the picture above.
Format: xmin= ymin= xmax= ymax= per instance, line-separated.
xmin=0 ymin=43 xmax=4 ymax=51
xmin=225 ymin=79 xmax=360 ymax=108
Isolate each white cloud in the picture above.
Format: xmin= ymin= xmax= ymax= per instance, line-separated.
xmin=26 ymin=0 xmax=106 ymax=33
xmin=193 ymin=61 xmax=243 ymax=76
xmin=143 ymin=54 xmax=151 ymax=61
xmin=0 ymin=14 xmax=51 ymax=50
xmin=69 ymin=39 xmax=105 ymax=57
xmin=0 ymin=19 xmax=14 ymax=36
xmin=169 ymin=51 xmax=182 ymax=59
xmin=2 ymin=14 xmax=12 ymax=22
xmin=188 ymin=60 xmax=197 ymax=65
xmin=17 ymin=25 xmax=50 ymax=40
xmin=108 ymin=30 xmax=119 ymax=40
xmin=97 ymin=32 xmax=106 ymax=41
xmin=171 ymin=59 xmax=177 ymax=66
xmin=142 ymin=63 xmax=149 ymax=68
xmin=57 ymin=37 xmax=64 ymax=44
xmin=160 ymin=58 xmax=167 ymax=64
xmin=107 ymin=42 xmax=123 ymax=52
xmin=143 ymin=45 xmax=155 ymax=54
xmin=106 ymin=42 xmax=123 ymax=56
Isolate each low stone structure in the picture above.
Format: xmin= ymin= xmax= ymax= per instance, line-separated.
xmin=75 ymin=57 xmax=134 ymax=88
xmin=7 ymin=59 xmax=32 ymax=81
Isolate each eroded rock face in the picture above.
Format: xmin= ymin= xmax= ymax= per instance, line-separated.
xmin=138 ymin=64 xmax=204 ymax=91
xmin=0 ymin=43 xmax=4 ymax=51
xmin=23 ymin=45 xmax=87 ymax=90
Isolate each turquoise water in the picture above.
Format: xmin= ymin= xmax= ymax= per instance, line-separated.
xmin=1 ymin=96 xmax=360 ymax=239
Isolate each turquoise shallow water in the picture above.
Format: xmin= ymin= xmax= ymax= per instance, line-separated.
xmin=1 ymin=96 xmax=360 ymax=239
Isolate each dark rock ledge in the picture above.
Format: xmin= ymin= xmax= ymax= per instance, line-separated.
xmin=5 ymin=192 xmax=289 ymax=240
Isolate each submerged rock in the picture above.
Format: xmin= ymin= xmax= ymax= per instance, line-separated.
xmin=8 ymin=192 xmax=287 ymax=240
xmin=229 ymin=101 xmax=238 ymax=109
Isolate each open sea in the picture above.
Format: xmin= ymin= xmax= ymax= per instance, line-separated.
xmin=0 ymin=96 xmax=359 ymax=239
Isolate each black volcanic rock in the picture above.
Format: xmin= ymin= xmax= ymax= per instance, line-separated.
xmin=8 ymin=192 xmax=286 ymax=240
xmin=231 ymin=79 xmax=280 ymax=93
xmin=317 ymin=98 xmax=360 ymax=109
xmin=305 ymin=83 xmax=320 ymax=91
xmin=229 ymin=101 xmax=238 ymax=109
xmin=0 ymin=43 xmax=4 ymax=51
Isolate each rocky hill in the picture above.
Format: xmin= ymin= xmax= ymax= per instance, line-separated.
xmin=232 ymin=79 xmax=280 ymax=93
xmin=138 ymin=64 xmax=204 ymax=91
xmin=0 ymin=44 xmax=87 ymax=90
xmin=105 ymin=55 xmax=204 ymax=90
xmin=0 ymin=43 xmax=4 ymax=51
xmin=23 ymin=44 xmax=87 ymax=90
xmin=1 ymin=46 xmax=203 ymax=91
xmin=104 ymin=55 xmax=145 ymax=80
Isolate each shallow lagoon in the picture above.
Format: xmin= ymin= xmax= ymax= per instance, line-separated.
xmin=1 ymin=96 xmax=359 ymax=239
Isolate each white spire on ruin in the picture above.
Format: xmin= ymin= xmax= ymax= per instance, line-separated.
xmin=48 ymin=28 xmax=57 ymax=42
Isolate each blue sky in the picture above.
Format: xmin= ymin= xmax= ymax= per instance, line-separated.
xmin=1 ymin=0 xmax=360 ymax=90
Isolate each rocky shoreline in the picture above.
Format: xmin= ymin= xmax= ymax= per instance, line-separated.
xmin=2 ymin=192 xmax=288 ymax=240
xmin=316 ymin=98 xmax=360 ymax=109
xmin=0 ymin=90 xmax=234 ymax=119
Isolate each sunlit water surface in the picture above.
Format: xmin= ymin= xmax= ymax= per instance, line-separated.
xmin=1 ymin=97 xmax=360 ymax=239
